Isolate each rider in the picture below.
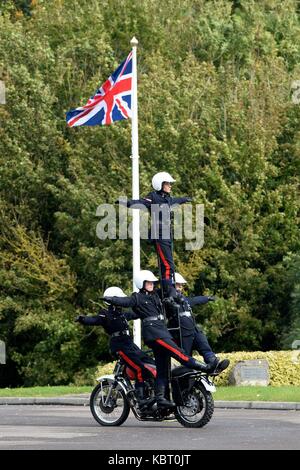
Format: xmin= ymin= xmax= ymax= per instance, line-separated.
xmin=75 ymin=287 xmax=156 ymax=408
xmin=117 ymin=172 xmax=192 ymax=297
xmin=103 ymin=271 xmax=213 ymax=409
xmin=166 ymin=273 xmax=230 ymax=374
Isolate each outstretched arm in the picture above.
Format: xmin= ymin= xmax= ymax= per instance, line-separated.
xmin=187 ymin=296 xmax=211 ymax=308
xmin=170 ymin=196 xmax=192 ymax=206
xmin=104 ymin=295 xmax=138 ymax=308
xmin=75 ymin=312 xmax=106 ymax=326
xmin=127 ymin=197 xmax=152 ymax=209
xmin=116 ymin=193 xmax=153 ymax=210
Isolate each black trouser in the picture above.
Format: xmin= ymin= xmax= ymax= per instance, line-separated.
xmin=181 ymin=330 xmax=215 ymax=363
xmin=111 ymin=339 xmax=156 ymax=383
xmin=147 ymin=337 xmax=203 ymax=387
xmin=154 ymin=239 xmax=176 ymax=296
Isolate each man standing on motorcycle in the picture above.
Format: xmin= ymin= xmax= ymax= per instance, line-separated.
xmin=103 ymin=271 xmax=214 ymax=409
xmin=165 ymin=273 xmax=230 ymax=375
xmin=117 ymin=172 xmax=192 ymax=298
xmin=75 ymin=286 xmax=156 ymax=408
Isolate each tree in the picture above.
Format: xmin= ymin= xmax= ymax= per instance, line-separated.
xmin=281 ymin=254 xmax=300 ymax=349
xmin=0 ymin=0 xmax=300 ymax=385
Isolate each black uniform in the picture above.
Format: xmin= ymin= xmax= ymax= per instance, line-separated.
xmin=167 ymin=294 xmax=216 ymax=363
xmin=105 ymin=290 xmax=208 ymax=388
xmin=77 ymin=305 xmax=156 ymax=383
xmin=123 ymin=190 xmax=191 ymax=296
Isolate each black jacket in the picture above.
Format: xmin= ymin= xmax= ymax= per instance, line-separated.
xmin=167 ymin=293 xmax=210 ymax=337
xmin=79 ymin=305 xmax=139 ymax=351
xmin=123 ymin=190 xmax=190 ymax=240
xmin=79 ymin=305 xmax=138 ymax=333
xmin=107 ymin=290 xmax=174 ymax=343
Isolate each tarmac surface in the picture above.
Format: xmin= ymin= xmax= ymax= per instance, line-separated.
xmin=0 ymin=404 xmax=299 ymax=450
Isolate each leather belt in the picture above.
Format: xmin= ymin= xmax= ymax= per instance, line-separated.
xmin=143 ymin=315 xmax=164 ymax=323
xmin=111 ymin=330 xmax=130 ymax=338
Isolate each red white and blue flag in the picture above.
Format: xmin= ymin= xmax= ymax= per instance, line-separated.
xmin=66 ymin=52 xmax=132 ymax=127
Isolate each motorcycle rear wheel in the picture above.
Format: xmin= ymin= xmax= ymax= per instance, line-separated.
xmin=90 ymin=379 xmax=130 ymax=426
xmin=175 ymin=383 xmax=214 ymax=428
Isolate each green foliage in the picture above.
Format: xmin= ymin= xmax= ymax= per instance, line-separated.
xmin=280 ymin=253 xmax=300 ymax=349
xmin=0 ymin=0 xmax=300 ymax=385
xmin=211 ymin=350 xmax=300 ymax=387
xmin=0 ymin=215 xmax=76 ymax=385
xmin=96 ymin=350 xmax=300 ymax=387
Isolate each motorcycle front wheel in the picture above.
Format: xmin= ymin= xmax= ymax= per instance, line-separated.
xmin=90 ymin=379 xmax=130 ymax=426
xmin=174 ymin=383 xmax=214 ymax=428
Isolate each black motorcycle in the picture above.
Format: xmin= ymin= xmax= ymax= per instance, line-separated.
xmin=90 ymin=356 xmax=216 ymax=428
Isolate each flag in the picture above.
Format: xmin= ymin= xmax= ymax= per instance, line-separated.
xmin=66 ymin=52 xmax=132 ymax=127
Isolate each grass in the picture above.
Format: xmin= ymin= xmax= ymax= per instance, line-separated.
xmin=0 ymin=386 xmax=92 ymax=397
xmin=214 ymin=386 xmax=300 ymax=402
xmin=0 ymin=385 xmax=300 ymax=401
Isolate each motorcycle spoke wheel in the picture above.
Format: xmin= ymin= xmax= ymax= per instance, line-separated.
xmin=90 ymin=380 xmax=130 ymax=426
xmin=175 ymin=384 xmax=214 ymax=428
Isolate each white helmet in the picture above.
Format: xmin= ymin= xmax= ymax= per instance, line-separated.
xmin=175 ymin=273 xmax=187 ymax=284
xmin=134 ymin=270 xmax=158 ymax=290
xmin=152 ymin=172 xmax=176 ymax=191
xmin=103 ymin=287 xmax=127 ymax=298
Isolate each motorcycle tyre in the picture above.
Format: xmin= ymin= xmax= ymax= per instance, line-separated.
xmin=90 ymin=381 xmax=130 ymax=427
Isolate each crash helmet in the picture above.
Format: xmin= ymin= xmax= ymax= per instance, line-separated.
xmin=151 ymin=172 xmax=176 ymax=191
xmin=103 ymin=287 xmax=126 ymax=304
xmin=174 ymin=273 xmax=187 ymax=284
xmin=134 ymin=270 xmax=158 ymax=290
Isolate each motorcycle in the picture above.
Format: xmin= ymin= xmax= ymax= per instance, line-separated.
xmin=90 ymin=355 xmax=216 ymax=428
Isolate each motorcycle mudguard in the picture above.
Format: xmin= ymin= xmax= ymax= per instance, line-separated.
xmin=200 ymin=377 xmax=216 ymax=393
xmin=96 ymin=374 xmax=115 ymax=382
xmin=96 ymin=374 xmax=128 ymax=395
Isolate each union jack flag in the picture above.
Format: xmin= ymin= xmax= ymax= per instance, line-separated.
xmin=66 ymin=52 xmax=132 ymax=127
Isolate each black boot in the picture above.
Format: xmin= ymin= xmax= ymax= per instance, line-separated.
xmin=135 ymin=385 xmax=150 ymax=408
xmin=155 ymin=386 xmax=175 ymax=408
xmin=206 ymin=356 xmax=230 ymax=375
xmin=192 ymin=360 xmax=211 ymax=373
xmin=215 ymin=358 xmax=230 ymax=373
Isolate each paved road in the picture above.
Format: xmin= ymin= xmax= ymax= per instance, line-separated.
xmin=0 ymin=405 xmax=299 ymax=450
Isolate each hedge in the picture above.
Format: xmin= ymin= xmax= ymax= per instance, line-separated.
xmin=94 ymin=350 xmax=300 ymax=387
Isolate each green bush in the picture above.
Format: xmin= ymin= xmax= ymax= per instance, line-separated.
xmin=210 ymin=351 xmax=300 ymax=386
xmin=94 ymin=350 xmax=300 ymax=387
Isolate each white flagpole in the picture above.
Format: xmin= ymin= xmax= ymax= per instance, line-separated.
xmin=130 ymin=36 xmax=141 ymax=347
